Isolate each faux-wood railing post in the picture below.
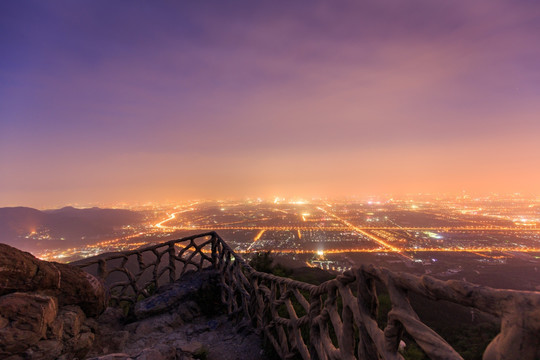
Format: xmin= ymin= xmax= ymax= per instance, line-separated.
xmin=308 ymin=291 xmax=322 ymax=360
xmin=97 ymin=258 xmax=106 ymax=281
xmin=168 ymin=243 xmax=176 ymax=283
xmin=211 ymin=232 xmax=219 ymax=269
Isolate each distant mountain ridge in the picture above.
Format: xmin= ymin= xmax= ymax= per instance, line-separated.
xmin=0 ymin=206 xmax=143 ymax=251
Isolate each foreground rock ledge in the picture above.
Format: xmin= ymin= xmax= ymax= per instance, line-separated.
xmin=0 ymin=243 xmax=107 ymax=316
xmin=0 ymin=243 xmax=107 ymax=359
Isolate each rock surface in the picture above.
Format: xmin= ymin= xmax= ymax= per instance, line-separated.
xmin=54 ymin=262 xmax=107 ymax=317
xmin=89 ymin=311 xmax=266 ymax=360
xmin=0 ymin=293 xmax=58 ymax=354
xmin=1 ymin=244 xmax=265 ymax=360
xmin=134 ymin=269 xmax=220 ymax=319
xmin=0 ymin=243 xmax=107 ymax=316
xmin=0 ymin=243 xmax=61 ymax=295
xmin=0 ymin=297 xmax=97 ymax=359
xmin=0 ymin=243 xmax=106 ymax=359
xmin=89 ymin=269 xmax=266 ymax=360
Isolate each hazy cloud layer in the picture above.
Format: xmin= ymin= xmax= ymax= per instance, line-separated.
xmin=1 ymin=0 xmax=539 ymax=206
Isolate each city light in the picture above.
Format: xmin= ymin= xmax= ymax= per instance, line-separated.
xmin=31 ymin=196 xmax=540 ymax=266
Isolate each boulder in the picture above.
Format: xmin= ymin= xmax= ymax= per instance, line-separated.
xmin=67 ymin=331 xmax=95 ymax=359
xmin=90 ymin=307 xmax=130 ymax=356
xmin=0 ymin=293 xmax=58 ymax=354
xmin=58 ymin=305 xmax=86 ymax=339
xmin=97 ymin=306 xmax=125 ymax=331
xmin=0 ymin=293 xmax=99 ymax=359
xmin=54 ymin=261 xmax=107 ymax=317
xmin=134 ymin=269 xmax=219 ymax=319
xmin=0 ymin=243 xmax=106 ymax=317
xmin=180 ymin=341 xmax=204 ymax=354
xmin=29 ymin=339 xmax=64 ymax=360
xmin=0 ymin=244 xmax=61 ymax=295
xmin=46 ymin=316 xmax=64 ymax=340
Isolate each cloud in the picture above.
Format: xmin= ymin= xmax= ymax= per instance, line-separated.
xmin=1 ymin=0 xmax=539 ymax=206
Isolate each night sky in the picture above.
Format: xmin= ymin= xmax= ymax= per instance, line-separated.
xmin=1 ymin=1 xmax=539 ymax=207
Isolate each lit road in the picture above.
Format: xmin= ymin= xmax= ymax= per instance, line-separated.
xmin=247 ymin=229 xmax=266 ymax=251
xmin=163 ymin=225 xmax=540 ymax=232
xmin=35 ymin=201 xmax=540 ymax=263
xmin=235 ymin=247 xmax=540 ymax=255
xmin=154 ymin=208 xmax=196 ymax=228
xmin=317 ymin=206 xmax=414 ymax=261
xmin=154 ymin=212 xmax=177 ymax=228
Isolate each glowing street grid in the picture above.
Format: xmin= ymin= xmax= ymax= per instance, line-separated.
xmin=36 ymin=196 xmax=540 ymax=267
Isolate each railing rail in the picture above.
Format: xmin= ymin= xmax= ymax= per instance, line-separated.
xmin=77 ymin=232 xmax=540 ymax=360
xmin=76 ymin=232 xmax=217 ymax=305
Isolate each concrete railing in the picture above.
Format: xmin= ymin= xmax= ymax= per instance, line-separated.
xmin=77 ymin=232 xmax=540 ymax=360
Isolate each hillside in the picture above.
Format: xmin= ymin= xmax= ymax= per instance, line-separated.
xmin=0 ymin=206 xmax=143 ymax=252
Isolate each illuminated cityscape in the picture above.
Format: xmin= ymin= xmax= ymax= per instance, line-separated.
xmin=11 ymin=194 xmax=532 ymax=292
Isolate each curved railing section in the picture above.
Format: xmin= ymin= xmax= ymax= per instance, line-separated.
xmin=76 ymin=232 xmax=217 ymax=305
xmin=77 ymin=232 xmax=540 ymax=360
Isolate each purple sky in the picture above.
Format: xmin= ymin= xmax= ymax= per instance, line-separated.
xmin=1 ymin=0 xmax=540 ymax=207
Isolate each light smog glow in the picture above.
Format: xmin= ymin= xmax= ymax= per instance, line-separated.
xmin=33 ymin=197 xmax=540 ymax=262
xmin=2 ymin=2 xmax=540 ymax=207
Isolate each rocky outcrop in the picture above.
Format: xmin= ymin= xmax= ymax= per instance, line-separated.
xmin=0 ymin=293 xmax=97 ymax=359
xmin=88 ymin=309 xmax=265 ymax=360
xmin=0 ymin=244 xmax=61 ymax=295
xmin=0 ymin=243 xmax=107 ymax=316
xmin=54 ymin=262 xmax=107 ymax=317
xmin=134 ymin=269 xmax=220 ymax=319
xmin=0 ymin=243 xmax=106 ymax=359
xmin=1 ymin=243 xmax=265 ymax=360
xmin=0 ymin=293 xmax=58 ymax=354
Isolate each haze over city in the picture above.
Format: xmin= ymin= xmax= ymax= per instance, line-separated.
xmin=2 ymin=0 xmax=540 ymax=208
